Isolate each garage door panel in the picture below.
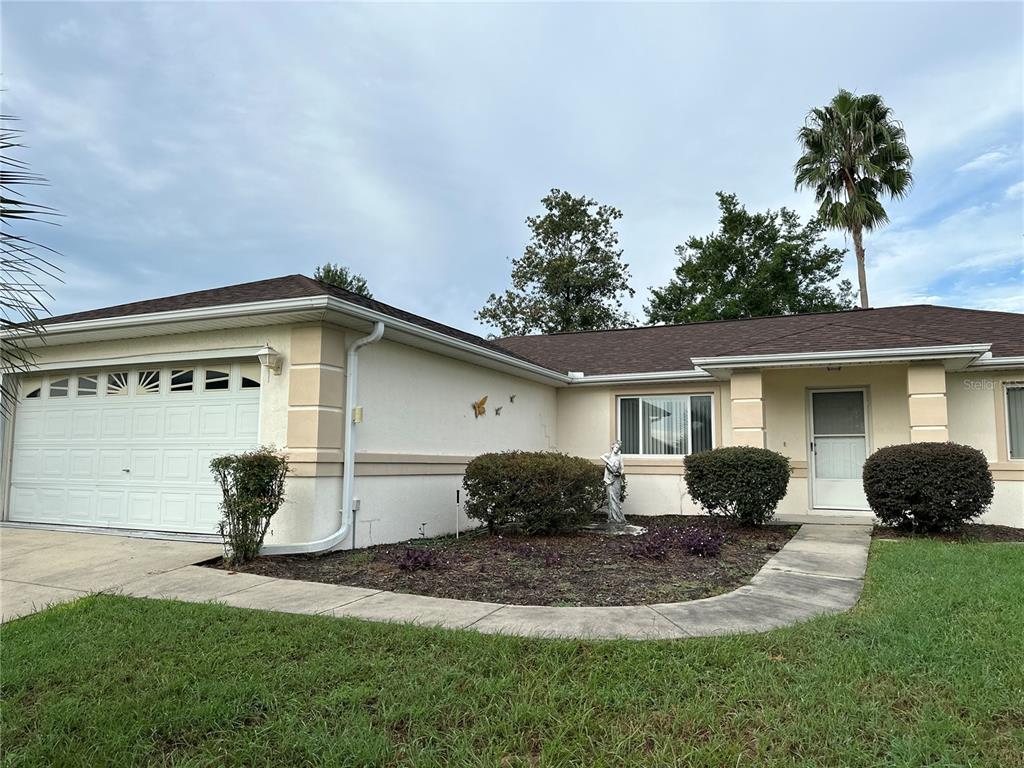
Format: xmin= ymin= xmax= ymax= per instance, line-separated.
xmin=130 ymin=450 xmax=160 ymax=480
xmin=165 ymin=407 xmax=196 ymax=438
xmin=69 ymin=449 xmax=97 ymax=478
xmin=163 ymin=450 xmax=194 ymax=482
xmin=12 ymin=369 xmax=259 ymax=534
xmin=43 ymin=410 xmax=71 ymax=439
xmin=71 ymin=410 xmax=100 ymax=439
xmin=132 ymin=407 xmax=162 ymax=438
xmin=236 ymin=403 xmax=259 ymax=438
xmin=16 ymin=411 xmax=43 ymax=440
xmin=196 ymin=496 xmax=223 ymax=528
xmin=127 ymin=492 xmax=158 ymax=524
xmin=101 ymin=409 xmax=131 ymax=439
xmin=198 ymin=405 xmax=231 ymax=437
xmin=40 ymin=449 xmax=69 ymax=479
xmin=12 ymin=448 xmax=42 ymax=480
xmin=161 ymin=494 xmax=191 ymax=525
xmin=98 ymin=450 xmax=130 ymax=479
xmin=66 ymin=490 xmax=96 ymax=523
xmin=96 ymin=490 xmax=126 ymax=522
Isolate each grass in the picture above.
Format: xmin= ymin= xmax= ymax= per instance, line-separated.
xmin=2 ymin=540 xmax=1023 ymax=767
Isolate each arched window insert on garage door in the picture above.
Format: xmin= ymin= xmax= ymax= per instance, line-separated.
xmin=18 ymin=362 xmax=261 ymax=401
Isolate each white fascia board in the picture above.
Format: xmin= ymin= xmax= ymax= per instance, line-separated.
xmin=26 ymin=347 xmax=266 ymax=373
xmin=967 ymin=355 xmax=1024 ymax=370
xmin=562 ymin=369 xmax=714 ymax=386
xmin=7 ymin=296 xmax=333 ymax=342
xmin=691 ymin=343 xmax=992 ymax=371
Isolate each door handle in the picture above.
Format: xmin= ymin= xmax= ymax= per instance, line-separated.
xmin=810 ymin=442 xmax=816 ymax=455
xmin=122 ymin=468 xmax=131 ymax=473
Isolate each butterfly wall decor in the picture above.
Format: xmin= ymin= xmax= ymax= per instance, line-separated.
xmin=471 ymin=396 xmax=488 ymax=418
xmin=494 ymin=406 xmax=503 ymax=416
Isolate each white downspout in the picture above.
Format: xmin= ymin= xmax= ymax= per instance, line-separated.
xmin=261 ymin=320 xmax=385 ymax=555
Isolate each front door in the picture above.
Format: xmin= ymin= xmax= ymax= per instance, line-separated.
xmin=809 ymin=389 xmax=870 ymax=510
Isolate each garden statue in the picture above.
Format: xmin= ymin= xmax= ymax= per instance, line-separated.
xmin=601 ymin=440 xmax=626 ymax=525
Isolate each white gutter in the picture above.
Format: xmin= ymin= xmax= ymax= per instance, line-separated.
xmin=967 ymin=355 xmax=1024 ymax=370
xmin=691 ymin=343 xmax=992 ymax=370
xmin=261 ymin=320 xmax=385 ymax=555
xmin=564 ymin=369 xmax=714 ymax=385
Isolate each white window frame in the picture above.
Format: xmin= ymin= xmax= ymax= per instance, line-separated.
xmin=1005 ymin=383 xmax=1024 ymax=461
xmin=616 ymin=393 xmax=715 ymax=457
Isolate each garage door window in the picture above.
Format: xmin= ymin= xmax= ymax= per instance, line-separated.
xmin=204 ymin=369 xmax=230 ymax=391
xmin=77 ymin=374 xmax=98 ymax=396
xmin=137 ymin=370 xmax=161 ymax=395
xmin=107 ymin=372 xmax=130 ymax=395
xmin=49 ymin=378 xmax=69 ymax=398
xmin=170 ymin=369 xmax=194 ymax=392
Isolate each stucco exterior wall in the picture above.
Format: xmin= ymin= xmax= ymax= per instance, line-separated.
xmin=762 ymin=365 xmax=911 ymax=462
xmin=356 ymin=339 xmax=557 ymax=456
xmin=341 ymin=336 xmax=559 ymax=543
xmin=555 ymin=382 xmax=724 ymax=517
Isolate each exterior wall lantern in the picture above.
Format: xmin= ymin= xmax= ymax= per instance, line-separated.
xmin=257 ymin=344 xmax=283 ymax=375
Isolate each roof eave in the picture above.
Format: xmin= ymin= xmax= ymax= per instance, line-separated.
xmin=691 ymin=343 xmax=993 ymax=378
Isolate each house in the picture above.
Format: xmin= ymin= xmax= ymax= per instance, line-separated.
xmin=3 ymin=274 xmax=1022 ymax=550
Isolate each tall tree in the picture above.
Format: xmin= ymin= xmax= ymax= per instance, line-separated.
xmin=313 ymin=262 xmax=372 ymax=298
xmin=645 ymin=193 xmax=855 ymax=325
xmin=795 ymin=89 xmax=913 ymax=308
xmin=477 ymin=189 xmax=635 ymax=336
xmin=1 ymin=111 xmax=61 ymax=415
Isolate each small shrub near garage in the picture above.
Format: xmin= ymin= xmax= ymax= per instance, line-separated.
xmin=463 ymin=451 xmax=604 ymax=535
xmin=684 ymin=447 xmax=791 ymax=526
xmin=210 ymin=446 xmax=289 ymax=565
xmin=863 ymin=442 xmax=993 ymax=532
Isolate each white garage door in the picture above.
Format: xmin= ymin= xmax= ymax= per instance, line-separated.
xmin=9 ymin=363 xmax=261 ymax=534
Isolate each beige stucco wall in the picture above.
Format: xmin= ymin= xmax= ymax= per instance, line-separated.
xmin=762 ymin=364 xmax=911 ymax=462
xmin=555 ymin=381 xmax=724 ymax=517
xmin=356 ymin=339 xmax=558 ymax=456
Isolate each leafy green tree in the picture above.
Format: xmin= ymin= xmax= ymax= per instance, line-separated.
xmin=477 ymin=189 xmax=635 ymax=336
xmin=313 ymin=262 xmax=372 ymax=298
xmin=795 ymin=89 xmax=913 ymax=308
xmin=645 ymin=193 xmax=855 ymax=325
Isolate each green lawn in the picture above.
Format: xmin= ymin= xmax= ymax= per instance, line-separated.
xmin=2 ymin=541 xmax=1023 ymax=767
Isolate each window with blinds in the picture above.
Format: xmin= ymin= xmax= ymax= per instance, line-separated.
xmin=617 ymin=394 xmax=713 ymax=456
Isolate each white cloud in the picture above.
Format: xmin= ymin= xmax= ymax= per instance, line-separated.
xmin=956 ymin=149 xmax=1013 ymax=173
xmin=1006 ymin=181 xmax=1024 ymax=199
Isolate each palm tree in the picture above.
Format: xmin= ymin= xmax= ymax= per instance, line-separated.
xmin=794 ymin=90 xmax=912 ymax=308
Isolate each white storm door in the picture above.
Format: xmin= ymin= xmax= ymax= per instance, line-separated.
xmin=809 ymin=389 xmax=870 ymax=510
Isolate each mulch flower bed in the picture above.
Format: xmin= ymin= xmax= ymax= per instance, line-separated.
xmin=872 ymin=523 xmax=1024 ymax=543
xmin=212 ymin=516 xmax=797 ymax=607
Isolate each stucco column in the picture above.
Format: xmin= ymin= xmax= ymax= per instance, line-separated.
xmin=730 ymin=369 xmax=766 ymax=448
xmin=286 ymin=325 xmax=346 ymax=476
xmin=907 ymin=363 xmax=948 ymax=443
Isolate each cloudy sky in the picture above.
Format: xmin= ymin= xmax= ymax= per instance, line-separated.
xmin=3 ymin=1 xmax=1022 ymax=335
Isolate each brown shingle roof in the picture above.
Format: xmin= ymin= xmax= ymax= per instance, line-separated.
xmin=41 ymin=274 xmax=544 ymax=368
xmin=42 ymin=276 xmax=1024 ymax=376
xmin=494 ymin=305 xmax=1024 ymax=375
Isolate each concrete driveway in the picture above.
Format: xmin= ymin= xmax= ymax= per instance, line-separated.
xmin=0 ymin=527 xmax=221 ymax=623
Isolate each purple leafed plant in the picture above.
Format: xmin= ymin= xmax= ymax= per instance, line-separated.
xmin=677 ymin=527 xmax=726 ymax=557
xmin=397 ymin=547 xmax=437 ymax=571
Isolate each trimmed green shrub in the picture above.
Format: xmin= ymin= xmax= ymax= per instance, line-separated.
xmin=463 ymin=451 xmax=604 ymax=535
xmin=210 ymin=447 xmax=289 ymax=565
xmin=863 ymin=442 xmax=993 ymax=532
xmin=684 ymin=447 xmax=791 ymax=526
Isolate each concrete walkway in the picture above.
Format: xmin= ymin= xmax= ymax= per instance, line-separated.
xmin=1 ymin=523 xmax=871 ymax=639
